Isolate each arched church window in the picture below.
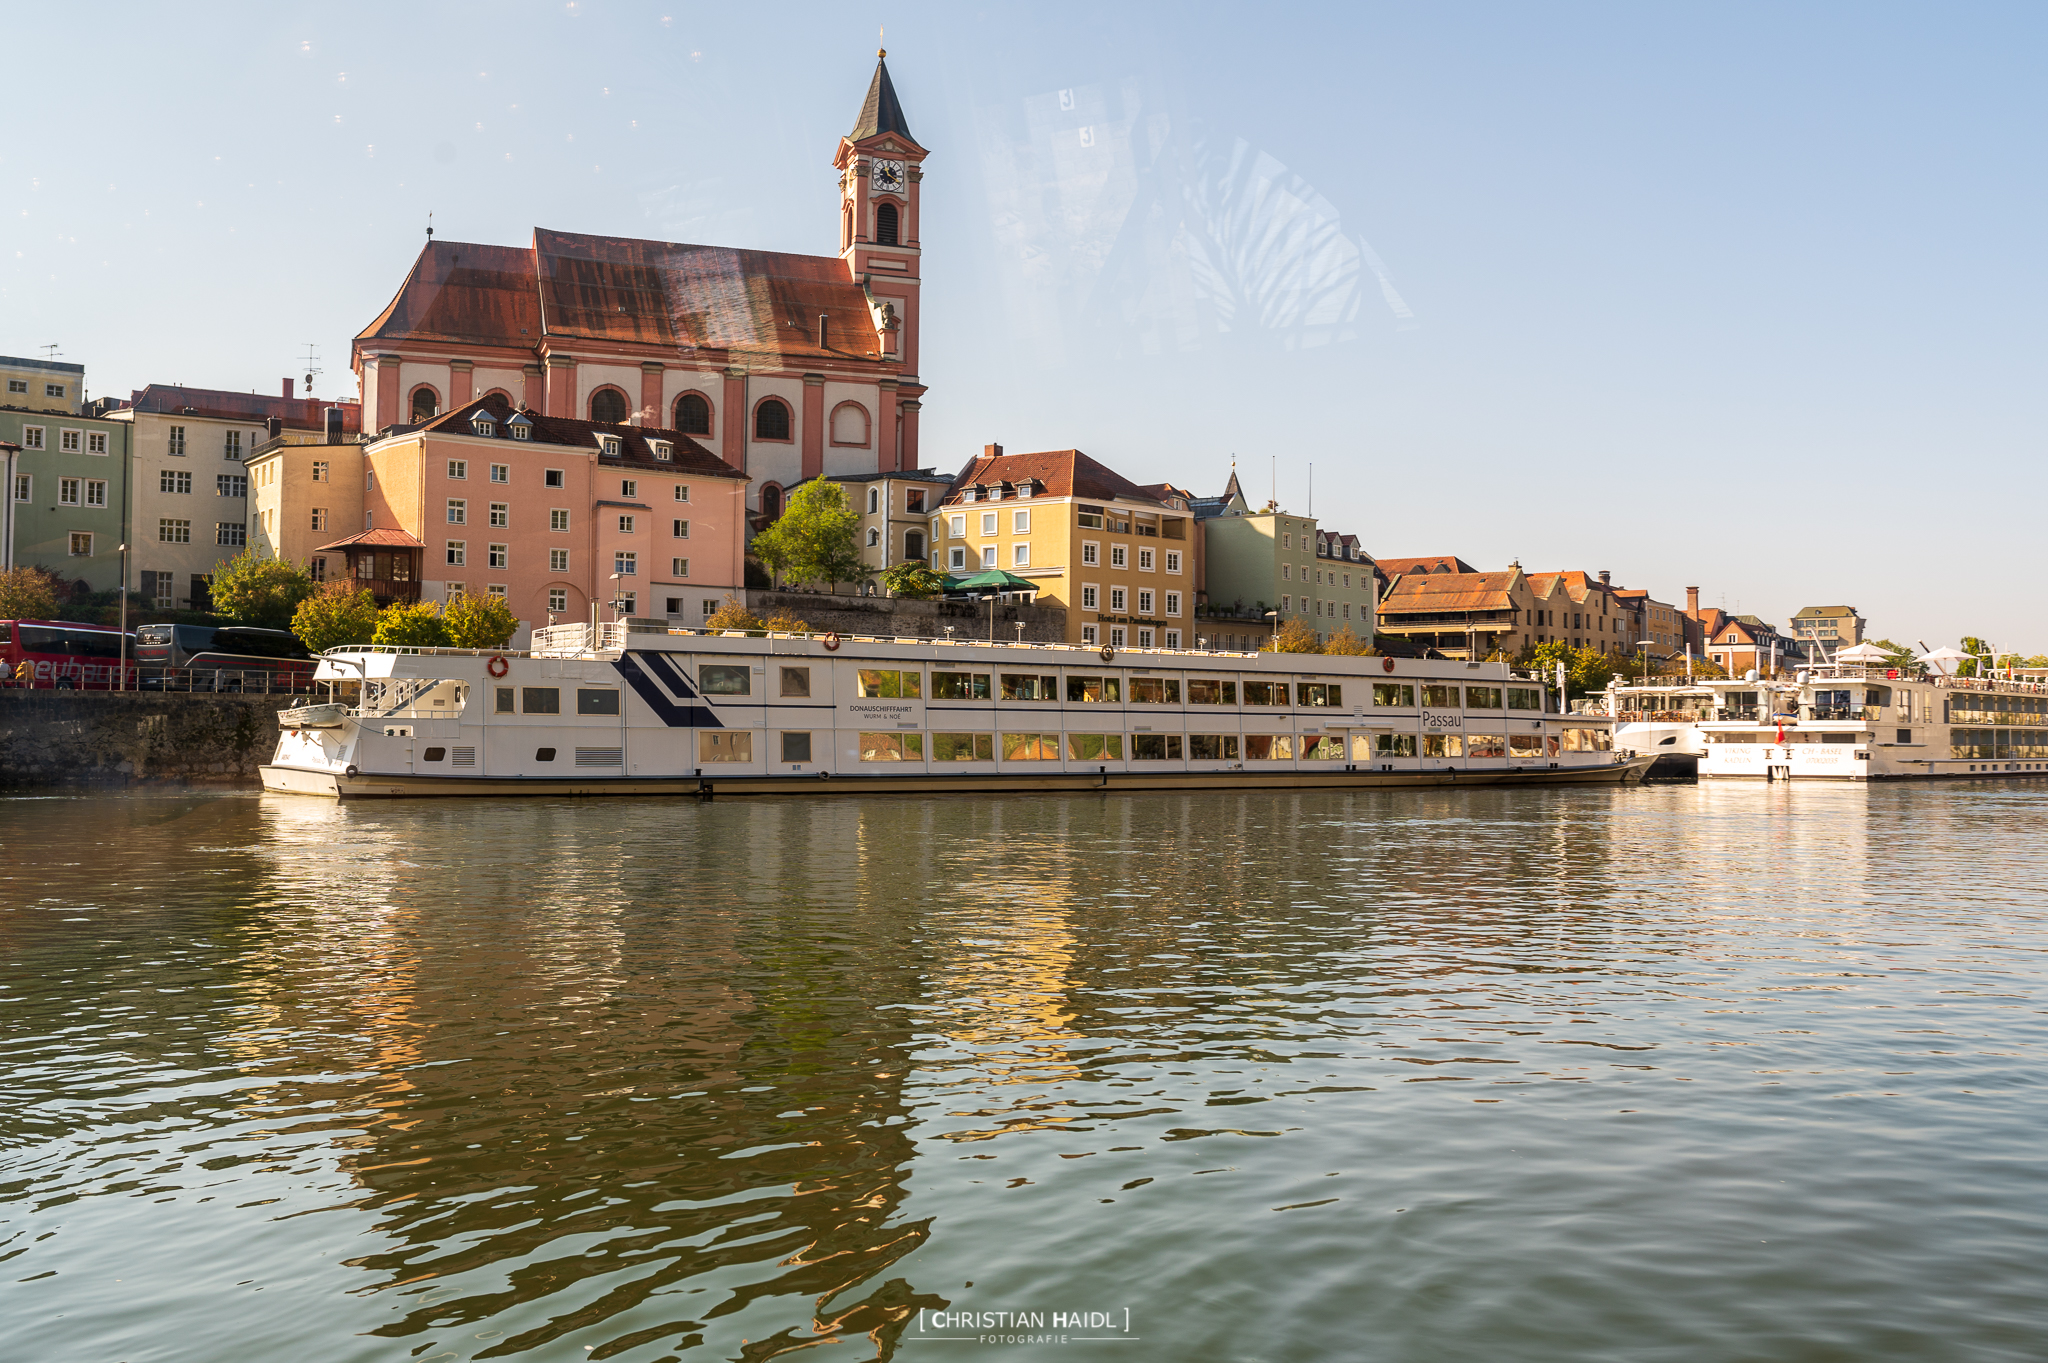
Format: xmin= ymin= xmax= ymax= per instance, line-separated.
xmin=875 ymin=202 xmax=899 ymax=246
xmin=589 ymin=389 xmax=628 ymax=425
xmin=760 ymin=483 xmax=783 ymax=521
xmin=755 ymin=398 xmax=791 ymax=441
xmin=831 ymin=402 xmax=870 ymax=446
xmin=409 ymin=387 xmax=438 ymax=423
xmin=675 ymin=392 xmax=711 ymax=435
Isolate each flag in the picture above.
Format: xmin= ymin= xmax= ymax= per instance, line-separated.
xmin=1775 ymin=721 xmax=1785 ymax=743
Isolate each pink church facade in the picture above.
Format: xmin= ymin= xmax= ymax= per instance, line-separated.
xmin=351 ymin=53 xmax=931 ymax=522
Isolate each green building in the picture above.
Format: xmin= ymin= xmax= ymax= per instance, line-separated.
xmin=2 ymin=356 xmax=133 ymax=594
xmin=1199 ymin=498 xmax=1376 ymax=649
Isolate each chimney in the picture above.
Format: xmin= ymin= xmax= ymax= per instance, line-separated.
xmin=1598 ymin=569 xmax=1610 ymax=586
xmin=1686 ymin=585 xmax=1700 ymax=618
xmin=984 ymin=442 xmax=1003 ymax=459
xmin=266 ymin=416 xmax=283 ymax=440
xmin=282 ymin=377 xmax=294 ymax=400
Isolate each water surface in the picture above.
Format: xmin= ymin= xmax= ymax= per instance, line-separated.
xmin=2 ymin=783 xmax=2043 ymax=1360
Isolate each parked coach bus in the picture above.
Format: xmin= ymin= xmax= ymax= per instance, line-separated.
xmin=134 ymin=624 xmax=317 ymax=691
xmin=0 ymin=620 xmax=137 ymax=689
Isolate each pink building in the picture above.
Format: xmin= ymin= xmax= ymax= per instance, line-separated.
xmin=350 ymin=52 xmax=930 ymax=522
xmin=358 ymin=395 xmax=748 ymax=630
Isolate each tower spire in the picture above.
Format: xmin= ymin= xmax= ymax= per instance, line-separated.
xmin=850 ymin=48 xmax=912 ymax=142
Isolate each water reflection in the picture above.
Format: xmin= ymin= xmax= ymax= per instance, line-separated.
xmin=1 ymin=783 xmax=2043 ymax=1361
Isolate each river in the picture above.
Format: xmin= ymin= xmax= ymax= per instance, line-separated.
xmin=2 ymin=783 xmax=2043 ymax=1361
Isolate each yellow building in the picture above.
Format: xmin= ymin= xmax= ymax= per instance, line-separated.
xmin=933 ymin=446 xmax=1196 ymax=648
xmin=245 ymin=431 xmax=369 ymax=584
xmin=819 ymin=468 xmax=955 ymax=595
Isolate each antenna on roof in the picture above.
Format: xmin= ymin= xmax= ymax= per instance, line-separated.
xmin=301 ymin=344 xmax=322 ymax=396
xmin=40 ymin=343 xmax=60 ymax=362
xmin=425 ymin=211 xmax=434 ymax=242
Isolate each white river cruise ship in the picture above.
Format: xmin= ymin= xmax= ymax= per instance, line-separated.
xmin=1612 ymin=663 xmax=2048 ymax=780
xmin=262 ymin=622 xmax=1647 ymax=799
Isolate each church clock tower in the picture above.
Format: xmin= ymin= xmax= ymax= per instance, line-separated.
xmin=836 ymin=50 xmax=928 ymax=470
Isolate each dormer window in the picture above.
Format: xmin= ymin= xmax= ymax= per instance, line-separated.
xmin=511 ymin=425 xmax=530 ymax=440
xmin=472 ymin=416 xmax=496 ymax=438
xmin=507 ymin=413 xmax=533 ymax=442
xmin=601 ymin=436 xmax=622 ymax=457
xmin=651 ymin=440 xmax=672 ymax=461
xmin=1017 ymin=480 xmax=1035 ymax=498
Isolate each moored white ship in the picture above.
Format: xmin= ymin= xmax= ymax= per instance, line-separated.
xmin=262 ymin=622 xmax=1648 ymax=799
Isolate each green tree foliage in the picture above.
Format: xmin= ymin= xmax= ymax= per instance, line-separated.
xmin=444 ymin=592 xmax=520 ymax=649
xmin=1865 ymin=638 xmax=1923 ymax=675
xmin=205 ymin=549 xmax=316 ymax=628
xmin=1322 ymin=623 xmax=1375 ymax=656
xmin=1262 ymin=618 xmax=1324 ymax=653
xmin=1958 ymin=635 xmax=1990 ymax=678
xmin=1522 ymin=640 xmax=1617 ymax=698
xmin=291 ymin=582 xmax=380 ymax=653
xmin=881 ymin=561 xmax=946 ymax=600
xmin=749 ymin=480 xmax=872 ymax=590
xmin=372 ymin=599 xmax=453 ymax=648
xmin=704 ymin=595 xmax=764 ymax=632
xmin=0 ymin=566 xmax=59 ymax=621
xmin=2025 ymin=654 xmax=2048 ymax=669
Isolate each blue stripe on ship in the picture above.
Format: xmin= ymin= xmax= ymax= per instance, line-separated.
xmin=611 ymin=652 xmax=724 ymax=729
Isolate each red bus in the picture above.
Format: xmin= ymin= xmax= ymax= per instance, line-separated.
xmin=0 ymin=620 xmax=138 ymax=690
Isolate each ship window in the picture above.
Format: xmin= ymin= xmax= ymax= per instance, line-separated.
xmin=495 ymin=687 xmax=514 ymax=714
xmin=535 ymin=747 xmax=556 ymax=762
xmin=577 ymin=688 xmax=620 ymax=715
xmin=699 ymin=665 xmax=750 ymax=695
xmin=422 ymin=747 xmax=446 ymax=762
xmin=781 ymin=731 xmax=812 ymax=762
xmin=522 ymin=687 xmax=560 ymax=714
xmin=781 ymin=666 xmax=811 ymax=697
xmin=931 ymin=670 xmax=991 ymax=700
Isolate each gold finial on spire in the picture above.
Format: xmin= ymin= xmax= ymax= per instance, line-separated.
xmin=878 ymin=24 xmax=885 ymax=58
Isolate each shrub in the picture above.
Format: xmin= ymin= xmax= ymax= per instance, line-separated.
xmin=208 ymin=549 xmax=315 ymax=628
xmin=0 ymin=566 xmax=59 ymax=621
xmin=1261 ymin=618 xmax=1324 ymax=654
xmin=881 ymin=561 xmax=946 ymax=600
xmin=1323 ymin=624 xmax=1374 ymax=656
xmin=372 ymin=599 xmax=452 ymax=648
xmin=444 ymin=592 xmax=520 ymax=649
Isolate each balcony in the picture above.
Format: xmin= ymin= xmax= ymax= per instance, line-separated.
xmin=1805 ymin=705 xmax=1869 ymax=721
xmin=1717 ymin=707 xmax=1761 ymax=721
xmin=348 ymin=576 xmax=422 ymax=605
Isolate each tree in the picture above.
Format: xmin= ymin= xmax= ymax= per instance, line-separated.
xmin=704 ymin=595 xmax=765 ymax=632
xmin=1865 ymin=638 xmax=1923 ymax=675
xmin=1262 ymin=618 xmax=1323 ymax=653
xmin=1522 ymin=640 xmax=1617 ymax=698
xmin=2025 ymin=654 xmax=2048 ymax=669
xmin=207 ymin=549 xmax=315 ymax=628
xmin=748 ymin=480 xmax=872 ymax=590
xmin=881 ymin=560 xmax=946 ymax=600
xmin=372 ymin=599 xmax=452 ymax=648
xmin=291 ymin=582 xmax=380 ymax=653
xmin=763 ymin=610 xmax=811 ymax=633
xmin=1323 ymin=623 xmax=1375 ymax=656
xmin=444 ymin=592 xmax=520 ymax=648
xmin=0 ymin=566 xmax=59 ymax=621
xmin=1958 ymin=635 xmax=1991 ymax=678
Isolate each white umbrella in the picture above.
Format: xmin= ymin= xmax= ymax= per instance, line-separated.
xmin=1833 ymin=642 xmax=1891 ymax=663
xmin=1918 ymin=645 xmax=1969 ymax=675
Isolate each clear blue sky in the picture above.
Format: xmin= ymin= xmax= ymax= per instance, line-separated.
xmin=6 ymin=2 xmax=2043 ymax=650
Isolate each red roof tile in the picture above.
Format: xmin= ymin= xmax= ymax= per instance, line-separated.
xmin=412 ymin=394 xmax=748 ymax=480
xmin=316 ymin=527 xmax=426 ymax=551
xmin=355 ymin=241 xmax=540 ymax=348
xmin=1374 ymin=554 xmax=1477 ymax=576
xmin=1379 ymin=570 xmax=1519 ymax=614
xmin=126 ymin=384 xmax=362 ymax=431
xmin=944 ymin=449 xmax=1162 ymax=505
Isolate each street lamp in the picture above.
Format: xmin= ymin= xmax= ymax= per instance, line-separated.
xmin=1264 ymin=609 xmax=1279 ymax=646
xmin=117 ymin=541 xmax=129 ymax=690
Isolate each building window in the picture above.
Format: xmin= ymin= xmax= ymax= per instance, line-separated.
xmin=160 ymin=469 xmax=192 ymax=495
xmin=446 ymin=582 xmax=465 ymax=598
xmin=754 ymin=398 xmax=792 ymax=441
xmin=310 ymin=508 xmax=327 ymax=531
xmin=674 ymin=485 xmax=690 ymax=502
xmin=490 ymin=463 xmax=509 ymax=483
xmin=59 ymin=477 xmax=81 ymax=505
xmin=1165 ymin=592 xmax=1181 ymax=616
xmin=982 ymin=545 xmax=997 ymax=568
xmin=45 ymin=382 xmax=64 ymax=398
xmin=411 ymin=388 xmax=438 ymax=422
xmin=671 ymin=557 xmax=690 ymax=577
xmin=20 ymin=426 xmax=45 ymax=451
xmin=1164 ymin=630 xmax=1181 ymax=649
xmin=905 ymin=530 xmax=924 ymax=560
xmin=488 ymin=584 xmax=507 ymax=598
xmin=60 ymin=429 xmax=82 ymax=453
xmin=549 ymin=548 xmax=569 ymax=572
xmin=1138 ymin=548 xmax=1154 ymax=571
xmin=590 ymin=388 xmax=629 ymax=424
xmin=447 ymin=499 xmax=467 ymax=524
xmin=1137 ymin=629 xmax=1154 ymax=648
xmin=310 ymin=557 xmax=326 ymax=582
xmin=545 ymin=469 xmax=565 ymax=489
xmin=1165 ymin=551 xmax=1181 ymax=573
xmin=675 ymin=392 xmax=712 ymax=435
xmin=1081 ymin=624 xmax=1098 ymax=645
xmin=549 ymin=588 xmax=568 ymax=613
xmin=1282 ymin=563 xmax=1292 ymax=580
xmin=761 ymin=484 xmax=783 ymax=520
xmin=948 ymin=513 xmax=966 ymax=537
xmin=217 ymin=522 xmax=245 ymax=546
xmin=511 ymin=422 xmax=530 ymax=441
xmin=1110 ymin=587 xmax=1127 ymax=612
xmin=448 ymin=460 xmax=467 ymax=480
xmin=472 ymin=417 xmax=496 ymax=438
xmin=1082 ymin=541 xmax=1099 ymax=566
xmin=69 ymin=532 xmax=92 ymax=556
xmin=672 ymin=518 xmax=689 ymax=538
xmin=1012 ymin=509 xmax=1032 ymax=534
xmin=949 ymin=546 xmax=967 ymax=570
xmin=85 ymin=479 xmax=106 ymax=506
xmin=87 ymin=431 xmax=108 ymax=456
xmin=832 ymin=403 xmax=871 ymax=446
xmin=447 ymin=541 xmax=466 ymax=566
xmin=876 ymin=200 xmax=900 ymax=244
xmin=218 ymin=474 xmax=247 ymax=498
xmin=224 ymin=430 xmax=242 ymax=459
xmin=488 ymin=544 xmax=508 ymax=569
xmin=614 ymin=552 xmax=637 ymax=575
xmin=551 ymin=508 xmax=570 ymax=531
xmin=12 ymin=474 xmax=29 ymax=501
xmin=867 ymin=527 xmax=881 ymax=547
xmin=1138 ymin=590 xmax=1154 ymax=614
xmin=617 ymin=478 xmax=637 ymax=499
xmin=1110 ymin=626 xmax=1126 ymax=648
xmin=981 ymin=511 xmax=997 ymax=536
xmin=160 ymin=518 xmax=191 ymax=543
xmin=1110 ymin=544 xmax=1126 ymax=569
xmin=489 ymin=502 xmax=508 ymax=527
xmin=1282 ymin=594 xmax=1292 ymax=611
xmin=1081 ymin=584 xmax=1098 ymax=610
xmin=166 ymin=425 xmax=184 ymax=455
xmin=618 ymin=514 xmax=636 ymax=534
xmin=1013 ymin=543 xmax=1030 ymax=567
xmin=311 ymin=461 xmax=328 ymax=482
xmin=867 ymin=487 xmax=881 ymax=514
xmin=4 ymin=379 xmax=21 ymax=393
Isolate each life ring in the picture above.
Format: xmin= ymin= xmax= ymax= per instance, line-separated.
xmin=1100 ymin=645 xmax=1116 ymax=663
xmin=1382 ymin=657 xmax=1396 ymax=673
xmin=486 ymin=655 xmax=510 ymax=678
xmin=823 ymin=632 xmax=841 ymax=652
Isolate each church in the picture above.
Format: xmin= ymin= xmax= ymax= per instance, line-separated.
xmin=351 ymin=52 xmax=930 ymax=523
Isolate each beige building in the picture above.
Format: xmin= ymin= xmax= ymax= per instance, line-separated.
xmin=1 ymin=354 xmax=85 ymax=415
xmin=1789 ymin=605 xmax=1865 ymax=649
xmin=933 ymin=446 xmax=1195 ymax=648
xmin=815 ymin=467 xmax=954 ymax=595
xmin=245 ymin=432 xmax=371 ymax=585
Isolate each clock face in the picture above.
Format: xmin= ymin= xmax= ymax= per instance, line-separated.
xmin=871 ymin=158 xmax=906 ymax=194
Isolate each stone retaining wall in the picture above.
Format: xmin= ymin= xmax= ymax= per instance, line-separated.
xmin=0 ymin=691 xmax=302 ymax=787
xmin=743 ymin=591 xmax=1069 ymax=643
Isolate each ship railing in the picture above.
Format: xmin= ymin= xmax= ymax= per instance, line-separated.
xmin=1616 ymin=709 xmax=1710 ymax=723
xmin=1804 ymin=705 xmax=1870 ymax=720
xmin=1716 ymin=707 xmax=1762 ymax=721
